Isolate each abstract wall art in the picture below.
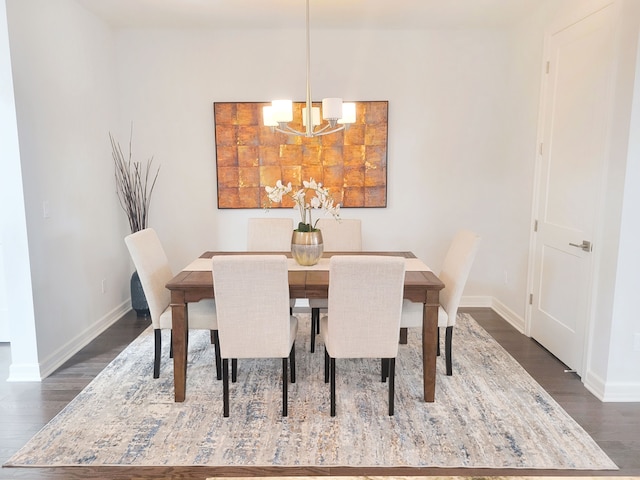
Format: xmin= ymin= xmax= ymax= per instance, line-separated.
xmin=214 ymin=101 xmax=388 ymax=209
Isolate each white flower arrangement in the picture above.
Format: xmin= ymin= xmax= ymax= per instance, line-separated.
xmin=265 ymin=178 xmax=341 ymax=232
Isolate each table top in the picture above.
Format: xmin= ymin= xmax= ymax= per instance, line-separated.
xmin=181 ymin=254 xmax=431 ymax=272
xmin=166 ymin=251 xmax=444 ymax=303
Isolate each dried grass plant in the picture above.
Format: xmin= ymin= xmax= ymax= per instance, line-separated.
xmin=110 ymin=127 xmax=160 ymax=233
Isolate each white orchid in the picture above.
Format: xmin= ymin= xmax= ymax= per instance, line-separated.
xmin=265 ymin=177 xmax=341 ymax=231
xmin=265 ymin=180 xmax=292 ymax=203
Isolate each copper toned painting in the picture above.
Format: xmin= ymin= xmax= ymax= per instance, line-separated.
xmin=214 ymin=101 xmax=388 ymax=209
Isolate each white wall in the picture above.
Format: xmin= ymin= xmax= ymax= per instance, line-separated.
xmin=1 ymin=0 xmax=39 ymax=378
xmin=6 ymin=0 xmax=127 ymax=377
xmin=587 ymin=0 xmax=640 ymax=400
xmin=607 ymin=28 xmax=640 ymax=397
xmin=114 ymin=27 xmax=515 ymax=297
xmin=491 ymin=6 xmax=556 ymax=327
xmin=0 ymin=0 xmax=11 ymax=342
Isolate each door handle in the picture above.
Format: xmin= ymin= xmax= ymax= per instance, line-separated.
xmin=569 ymin=240 xmax=592 ymax=252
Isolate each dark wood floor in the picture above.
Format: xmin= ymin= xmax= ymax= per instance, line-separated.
xmin=0 ymin=307 xmax=638 ymax=479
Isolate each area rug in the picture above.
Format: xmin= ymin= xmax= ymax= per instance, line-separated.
xmin=4 ymin=314 xmax=617 ymax=470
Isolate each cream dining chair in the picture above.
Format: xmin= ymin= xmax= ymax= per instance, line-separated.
xmin=320 ymin=255 xmax=405 ymax=416
xmin=247 ymin=217 xmax=296 ymax=312
xmin=400 ymin=229 xmax=481 ymax=376
xmin=125 ymin=228 xmax=220 ymax=379
xmin=212 ymin=255 xmax=298 ymax=417
xmin=309 ymin=218 xmax=362 ymax=352
xmin=247 ymin=217 xmax=294 ymax=252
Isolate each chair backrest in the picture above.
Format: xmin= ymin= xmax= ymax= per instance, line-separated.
xmin=124 ymin=228 xmax=172 ymax=326
xmin=315 ymin=218 xmax=362 ymax=252
xmin=212 ymin=255 xmax=292 ymax=358
xmin=247 ymin=218 xmax=294 ymax=251
xmin=439 ymin=230 xmax=481 ymax=321
xmin=327 ymin=255 xmax=405 ymax=358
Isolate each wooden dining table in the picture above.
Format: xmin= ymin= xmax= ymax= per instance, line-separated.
xmin=165 ymin=251 xmax=444 ymax=403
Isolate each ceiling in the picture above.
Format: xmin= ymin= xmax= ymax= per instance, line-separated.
xmin=75 ymin=0 xmax=543 ymax=30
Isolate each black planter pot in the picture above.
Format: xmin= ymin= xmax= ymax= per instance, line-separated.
xmin=130 ymin=271 xmax=150 ymax=317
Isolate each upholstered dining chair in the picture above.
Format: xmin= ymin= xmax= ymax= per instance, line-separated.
xmin=309 ymin=218 xmax=362 ymax=352
xmin=400 ymin=229 xmax=481 ymax=376
xmin=247 ymin=217 xmax=296 ymax=313
xmin=247 ymin=217 xmax=294 ymax=252
xmin=125 ymin=228 xmax=220 ymax=379
xmin=212 ymin=254 xmax=298 ymax=417
xmin=320 ymin=255 xmax=405 ymax=416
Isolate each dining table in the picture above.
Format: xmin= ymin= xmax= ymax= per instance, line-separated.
xmin=165 ymin=251 xmax=444 ymax=403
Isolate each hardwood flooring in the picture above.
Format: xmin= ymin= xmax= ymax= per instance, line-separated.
xmin=0 ymin=308 xmax=638 ymax=479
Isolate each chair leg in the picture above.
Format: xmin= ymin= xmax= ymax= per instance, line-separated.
xmin=282 ymin=358 xmax=288 ymax=417
xmin=437 ymin=327 xmax=440 ymax=357
xmin=223 ymin=358 xmax=229 ymax=417
xmin=213 ymin=330 xmax=221 ymax=380
xmin=324 ymin=348 xmax=330 ymax=383
xmin=388 ymin=358 xmax=396 ymax=416
xmin=445 ymin=326 xmax=453 ymax=376
xmin=231 ymin=358 xmax=238 ymax=383
xmin=310 ymin=308 xmax=318 ymax=352
xmin=289 ymin=342 xmax=296 ymax=384
xmin=153 ymin=329 xmax=161 ymax=378
xmin=381 ymin=358 xmax=389 ymax=382
xmin=330 ymin=357 xmax=336 ymax=417
xmin=399 ymin=327 xmax=408 ymax=344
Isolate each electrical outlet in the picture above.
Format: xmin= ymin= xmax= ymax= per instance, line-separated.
xmin=101 ymin=278 xmax=107 ymax=294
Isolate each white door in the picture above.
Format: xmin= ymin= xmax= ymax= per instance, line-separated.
xmin=530 ymin=5 xmax=614 ymax=377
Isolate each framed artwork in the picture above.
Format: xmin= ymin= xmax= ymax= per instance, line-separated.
xmin=214 ymin=101 xmax=388 ymax=209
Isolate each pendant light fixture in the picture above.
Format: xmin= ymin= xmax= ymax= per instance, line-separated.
xmin=262 ymin=0 xmax=356 ymax=137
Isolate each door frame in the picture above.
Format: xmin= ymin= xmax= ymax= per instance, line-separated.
xmin=524 ymin=0 xmax=619 ymax=377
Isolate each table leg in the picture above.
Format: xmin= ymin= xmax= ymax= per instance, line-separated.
xmin=422 ymin=290 xmax=439 ymax=402
xmin=171 ymin=293 xmax=188 ymax=402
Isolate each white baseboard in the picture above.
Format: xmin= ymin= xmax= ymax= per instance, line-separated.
xmin=459 ymin=296 xmax=526 ymax=333
xmin=459 ymin=295 xmax=492 ymax=308
xmin=583 ymin=369 xmax=640 ymax=402
xmin=583 ymin=370 xmax=607 ymax=401
xmin=293 ymin=298 xmax=310 ymax=312
xmin=8 ymin=300 xmax=131 ymax=382
xmin=490 ymin=298 xmax=526 ymax=333
xmin=7 ymin=362 xmax=42 ymax=382
xmin=600 ymin=382 xmax=640 ymax=402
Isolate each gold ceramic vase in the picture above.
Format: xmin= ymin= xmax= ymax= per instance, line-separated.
xmin=291 ymin=230 xmax=324 ymax=266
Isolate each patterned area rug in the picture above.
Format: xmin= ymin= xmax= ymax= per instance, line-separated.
xmin=5 ymin=314 xmax=617 ymax=469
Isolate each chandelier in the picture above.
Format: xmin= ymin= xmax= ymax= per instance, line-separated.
xmin=262 ymin=0 xmax=356 ymax=138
